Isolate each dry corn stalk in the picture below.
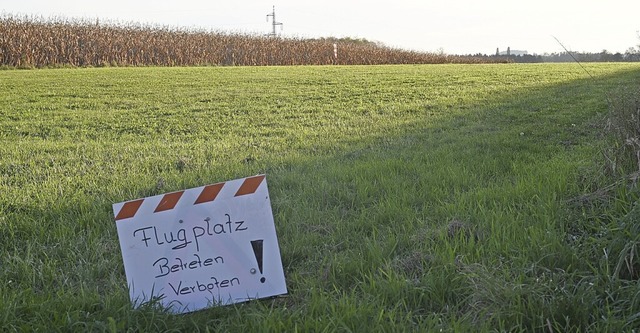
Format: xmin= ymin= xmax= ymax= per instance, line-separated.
xmin=0 ymin=14 xmax=509 ymax=68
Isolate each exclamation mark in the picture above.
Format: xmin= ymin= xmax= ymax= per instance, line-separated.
xmin=251 ymin=240 xmax=266 ymax=283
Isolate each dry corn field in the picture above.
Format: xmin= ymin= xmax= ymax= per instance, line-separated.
xmin=0 ymin=15 xmax=507 ymax=67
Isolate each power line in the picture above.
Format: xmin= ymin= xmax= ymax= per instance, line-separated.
xmin=552 ymin=35 xmax=595 ymax=79
xmin=266 ymin=5 xmax=282 ymax=37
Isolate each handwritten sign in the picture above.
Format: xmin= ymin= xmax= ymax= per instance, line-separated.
xmin=112 ymin=175 xmax=287 ymax=314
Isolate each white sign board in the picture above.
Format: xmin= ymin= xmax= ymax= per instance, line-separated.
xmin=112 ymin=175 xmax=287 ymax=314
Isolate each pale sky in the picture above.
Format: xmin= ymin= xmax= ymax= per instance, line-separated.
xmin=2 ymin=1 xmax=639 ymax=55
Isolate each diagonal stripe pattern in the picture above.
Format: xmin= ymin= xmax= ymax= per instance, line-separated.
xmin=115 ymin=199 xmax=144 ymax=220
xmin=194 ymin=183 xmax=225 ymax=205
xmin=154 ymin=191 xmax=184 ymax=213
xmin=114 ymin=175 xmax=266 ymax=221
xmin=235 ymin=175 xmax=265 ymax=197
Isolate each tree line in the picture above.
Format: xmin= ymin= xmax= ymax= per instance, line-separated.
xmin=465 ymin=49 xmax=640 ymax=63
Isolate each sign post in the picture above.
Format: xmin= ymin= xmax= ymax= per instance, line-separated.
xmin=112 ymin=175 xmax=287 ymax=314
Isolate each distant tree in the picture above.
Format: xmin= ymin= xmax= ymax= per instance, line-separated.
xmin=612 ymin=52 xmax=623 ymax=62
xmin=600 ymin=49 xmax=612 ymax=62
xmin=625 ymin=47 xmax=640 ymax=62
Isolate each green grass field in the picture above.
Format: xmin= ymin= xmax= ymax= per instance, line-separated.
xmin=1 ymin=64 xmax=640 ymax=332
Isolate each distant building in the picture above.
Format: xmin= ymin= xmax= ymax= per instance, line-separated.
xmin=496 ymin=47 xmax=528 ymax=56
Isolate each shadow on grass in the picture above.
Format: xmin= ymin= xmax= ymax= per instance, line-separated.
xmin=2 ymin=64 xmax=640 ymax=331
xmin=262 ymin=66 xmax=640 ymax=331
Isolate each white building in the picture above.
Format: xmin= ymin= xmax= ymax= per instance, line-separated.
xmin=496 ymin=47 xmax=528 ymax=56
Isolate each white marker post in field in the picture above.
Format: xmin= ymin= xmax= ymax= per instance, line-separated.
xmin=112 ymin=175 xmax=287 ymax=314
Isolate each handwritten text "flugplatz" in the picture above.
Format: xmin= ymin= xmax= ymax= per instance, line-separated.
xmin=132 ymin=214 xmax=247 ymax=252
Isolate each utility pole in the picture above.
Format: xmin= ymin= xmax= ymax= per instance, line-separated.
xmin=266 ymin=6 xmax=283 ymax=37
